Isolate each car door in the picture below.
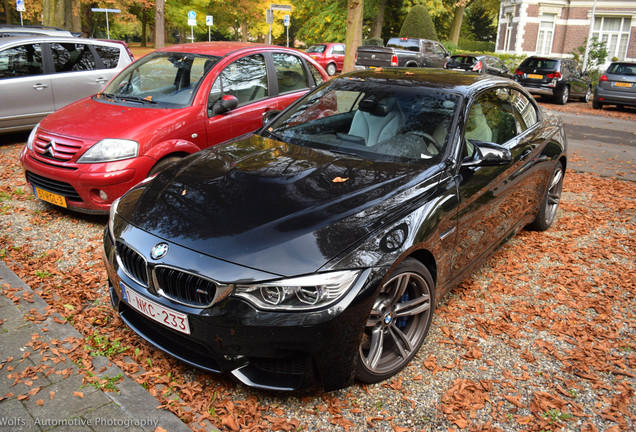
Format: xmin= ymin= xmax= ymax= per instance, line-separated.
xmin=332 ymin=44 xmax=346 ymax=71
xmin=47 ymin=41 xmax=112 ymax=110
xmin=451 ymin=88 xmax=541 ymax=280
xmin=205 ymin=53 xmax=275 ymax=143
xmin=430 ymin=42 xmax=449 ymax=67
xmin=0 ymin=42 xmax=54 ymax=132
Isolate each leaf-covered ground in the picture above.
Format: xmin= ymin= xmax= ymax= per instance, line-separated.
xmin=1 ymin=119 xmax=634 ymax=431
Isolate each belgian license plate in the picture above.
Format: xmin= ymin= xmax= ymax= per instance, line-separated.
xmin=613 ymin=82 xmax=633 ymax=88
xmin=528 ymin=74 xmax=543 ymax=79
xmin=34 ymin=187 xmax=67 ymax=208
xmin=120 ymin=282 xmax=190 ymax=334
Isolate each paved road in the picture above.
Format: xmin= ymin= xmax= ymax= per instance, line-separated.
xmin=550 ymin=110 xmax=636 ymax=182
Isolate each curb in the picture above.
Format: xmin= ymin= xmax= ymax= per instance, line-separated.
xmin=0 ymin=260 xmax=191 ymax=432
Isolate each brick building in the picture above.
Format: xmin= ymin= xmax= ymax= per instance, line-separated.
xmin=495 ymin=0 xmax=636 ymax=62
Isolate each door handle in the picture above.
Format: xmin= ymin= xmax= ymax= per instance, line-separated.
xmin=520 ymin=149 xmax=532 ymax=159
xmin=96 ymin=77 xmax=107 ymax=84
xmin=33 ymin=83 xmax=48 ymax=90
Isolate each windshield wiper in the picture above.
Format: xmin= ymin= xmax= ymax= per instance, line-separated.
xmin=99 ymin=93 xmax=157 ymax=104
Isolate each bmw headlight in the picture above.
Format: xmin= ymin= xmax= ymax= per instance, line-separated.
xmin=234 ymin=270 xmax=361 ymax=311
xmin=26 ymin=123 xmax=39 ymax=151
xmin=78 ymin=139 xmax=138 ymax=163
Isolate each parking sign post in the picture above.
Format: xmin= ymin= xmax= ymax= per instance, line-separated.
xmin=284 ymin=15 xmax=289 ymax=47
xmin=187 ymin=11 xmax=196 ymax=43
xmin=206 ymin=15 xmax=213 ymax=42
xmin=16 ymin=0 xmax=26 ymax=26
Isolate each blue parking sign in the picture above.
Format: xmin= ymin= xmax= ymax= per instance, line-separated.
xmin=16 ymin=0 xmax=26 ymax=12
xmin=187 ymin=10 xmax=196 ymax=20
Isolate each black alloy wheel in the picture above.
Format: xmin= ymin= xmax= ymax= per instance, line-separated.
xmin=356 ymin=258 xmax=435 ymax=383
xmin=528 ymin=161 xmax=564 ymax=231
xmin=555 ymin=85 xmax=569 ymax=105
xmin=581 ymin=86 xmax=591 ymax=103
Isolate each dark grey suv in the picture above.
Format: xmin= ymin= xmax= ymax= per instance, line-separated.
xmin=514 ymin=56 xmax=592 ymax=105
xmin=593 ymin=62 xmax=636 ymax=110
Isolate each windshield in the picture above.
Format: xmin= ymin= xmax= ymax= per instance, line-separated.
xmin=607 ymin=63 xmax=636 ymax=76
xmin=262 ymin=78 xmax=460 ymax=165
xmin=98 ymin=51 xmax=221 ymax=108
xmin=387 ymin=38 xmax=420 ymax=52
xmin=306 ymin=45 xmax=327 ymax=54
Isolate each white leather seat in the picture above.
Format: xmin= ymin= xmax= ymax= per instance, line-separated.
xmin=348 ymin=97 xmax=405 ymax=146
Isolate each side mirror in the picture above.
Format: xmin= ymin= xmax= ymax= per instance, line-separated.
xmin=211 ymin=95 xmax=239 ymax=115
xmin=262 ymin=109 xmax=282 ymax=126
xmin=462 ymin=140 xmax=512 ymax=167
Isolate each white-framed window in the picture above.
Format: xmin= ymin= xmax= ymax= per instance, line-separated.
xmin=504 ymin=13 xmax=514 ymax=52
xmin=536 ymin=14 xmax=556 ymax=55
xmin=592 ymin=16 xmax=632 ymax=60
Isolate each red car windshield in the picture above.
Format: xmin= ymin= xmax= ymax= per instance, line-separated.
xmin=306 ymin=45 xmax=327 ymax=54
xmin=99 ymin=51 xmax=221 ymax=108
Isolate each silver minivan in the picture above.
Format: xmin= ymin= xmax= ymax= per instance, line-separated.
xmin=0 ymin=36 xmax=134 ymax=133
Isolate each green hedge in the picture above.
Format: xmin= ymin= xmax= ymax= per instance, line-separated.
xmin=458 ymin=41 xmax=496 ymax=52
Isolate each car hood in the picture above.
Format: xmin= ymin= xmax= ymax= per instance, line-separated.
xmin=117 ymin=135 xmax=441 ymax=276
xmin=38 ymin=97 xmax=182 ymax=141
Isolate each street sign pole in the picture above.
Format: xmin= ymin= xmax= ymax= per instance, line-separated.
xmin=187 ymin=11 xmax=197 ymax=43
xmin=91 ymin=8 xmax=121 ymax=39
xmin=206 ymin=16 xmax=213 ymax=42
xmin=16 ymin=0 xmax=26 ymax=26
xmin=266 ymin=9 xmax=273 ymax=45
xmin=284 ymin=15 xmax=290 ymax=47
xmin=268 ymin=4 xmax=292 ymax=46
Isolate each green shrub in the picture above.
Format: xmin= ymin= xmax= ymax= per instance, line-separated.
xmin=399 ymin=5 xmax=438 ymax=41
xmin=458 ymin=40 xmax=496 ymax=52
xmin=363 ymin=37 xmax=384 ymax=46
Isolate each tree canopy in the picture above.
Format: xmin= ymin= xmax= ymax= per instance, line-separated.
xmin=0 ymin=0 xmax=500 ymax=48
xmin=399 ymin=4 xmax=438 ymax=40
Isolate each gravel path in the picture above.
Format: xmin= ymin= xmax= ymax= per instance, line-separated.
xmin=1 ymin=116 xmax=635 ymax=431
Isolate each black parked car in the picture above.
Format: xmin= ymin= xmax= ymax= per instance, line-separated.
xmin=514 ymin=56 xmax=592 ymax=105
xmin=445 ymin=54 xmax=512 ymax=78
xmin=103 ymin=69 xmax=567 ymax=392
xmin=593 ymin=61 xmax=636 ymax=109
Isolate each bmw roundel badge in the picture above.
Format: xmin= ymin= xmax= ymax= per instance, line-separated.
xmin=150 ymin=243 xmax=169 ymax=260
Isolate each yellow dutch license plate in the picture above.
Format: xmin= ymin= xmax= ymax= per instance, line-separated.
xmin=614 ymin=82 xmax=633 ymax=88
xmin=528 ymin=74 xmax=543 ymax=79
xmin=34 ymin=187 xmax=67 ymax=208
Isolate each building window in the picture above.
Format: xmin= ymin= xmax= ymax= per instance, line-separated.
xmin=592 ymin=16 xmax=632 ymax=60
xmin=504 ymin=13 xmax=514 ymax=52
xmin=536 ymin=14 xmax=555 ymax=55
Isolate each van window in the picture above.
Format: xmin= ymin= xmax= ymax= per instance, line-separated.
xmin=50 ymin=43 xmax=97 ymax=72
xmin=94 ymin=45 xmax=121 ymax=69
xmin=0 ymin=43 xmax=44 ymax=78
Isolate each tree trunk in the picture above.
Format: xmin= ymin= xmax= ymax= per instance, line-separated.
xmin=4 ymin=0 xmax=13 ymax=24
xmin=370 ymin=0 xmax=386 ymax=39
xmin=343 ymin=0 xmax=364 ymax=74
xmin=241 ymin=23 xmax=249 ymax=42
xmin=141 ymin=9 xmax=148 ymax=47
xmin=155 ymin=0 xmax=165 ymax=49
xmin=70 ymin=0 xmax=81 ymax=34
xmin=449 ymin=5 xmax=466 ymax=45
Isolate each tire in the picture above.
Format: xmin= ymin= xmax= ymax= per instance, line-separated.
xmin=580 ymin=86 xmax=591 ymax=103
xmin=592 ymin=100 xmax=603 ymax=110
xmin=356 ymin=258 xmax=435 ymax=383
xmin=326 ymin=63 xmax=337 ymax=76
xmin=149 ymin=156 xmax=181 ymax=176
xmin=527 ymin=161 xmax=564 ymax=231
xmin=554 ymin=86 xmax=569 ymax=105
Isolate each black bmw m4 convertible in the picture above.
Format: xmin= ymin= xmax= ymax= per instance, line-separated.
xmin=103 ymin=68 xmax=566 ymax=391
